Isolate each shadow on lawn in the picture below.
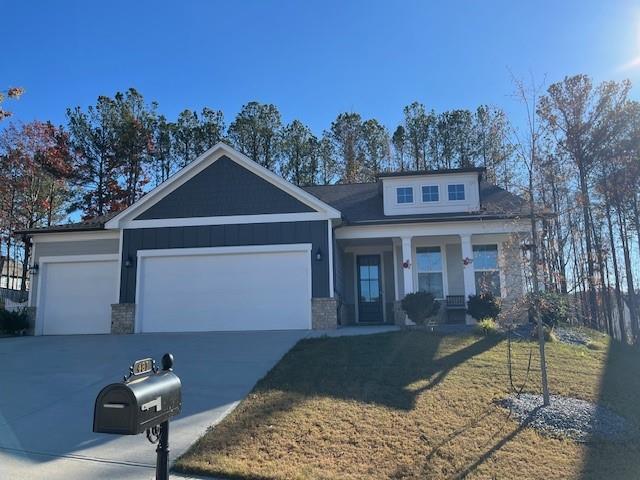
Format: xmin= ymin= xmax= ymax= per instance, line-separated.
xmin=265 ymin=331 xmax=502 ymax=411
xmin=176 ymin=331 xmax=503 ymax=476
xmin=579 ymin=340 xmax=640 ymax=480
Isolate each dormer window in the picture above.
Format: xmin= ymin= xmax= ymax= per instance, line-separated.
xmin=448 ymin=184 xmax=465 ymax=201
xmin=396 ymin=187 xmax=414 ymax=204
xmin=422 ymin=185 xmax=439 ymax=202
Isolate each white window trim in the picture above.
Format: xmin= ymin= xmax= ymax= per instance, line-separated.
xmin=447 ymin=183 xmax=466 ymax=202
xmin=395 ymin=186 xmax=415 ymax=206
xmin=414 ymin=244 xmax=447 ymax=300
xmin=472 ymin=243 xmax=503 ymax=298
xmin=421 ymin=184 xmax=441 ymax=204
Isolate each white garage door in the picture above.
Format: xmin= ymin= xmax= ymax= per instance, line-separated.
xmin=137 ymin=244 xmax=312 ymax=332
xmin=39 ymin=256 xmax=119 ymax=335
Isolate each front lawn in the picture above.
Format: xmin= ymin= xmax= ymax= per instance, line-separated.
xmin=175 ymin=330 xmax=640 ymax=480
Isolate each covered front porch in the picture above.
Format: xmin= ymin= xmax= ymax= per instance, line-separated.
xmin=333 ymin=223 xmax=527 ymax=326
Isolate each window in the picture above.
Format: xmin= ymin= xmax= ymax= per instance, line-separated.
xmin=448 ymin=183 xmax=465 ymax=201
xmin=396 ymin=187 xmax=414 ymax=204
xmin=416 ymin=247 xmax=444 ymax=298
xmin=473 ymin=244 xmax=501 ymax=297
xmin=422 ymin=185 xmax=439 ymax=202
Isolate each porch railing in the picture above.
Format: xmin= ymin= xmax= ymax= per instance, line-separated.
xmin=445 ymin=295 xmax=466 ymax=310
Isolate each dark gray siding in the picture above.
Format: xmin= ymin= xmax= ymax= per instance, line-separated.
xmin=136 ymin=156 xmax=314 ymax=220
xmin=119 ymin=220 xmax=329 ymax=303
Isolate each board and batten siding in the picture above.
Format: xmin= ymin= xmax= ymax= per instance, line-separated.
xmin=135 ymin=156 xmax=314 ymax=220
xmin=119 ymin=220 xmax=330 ymax=303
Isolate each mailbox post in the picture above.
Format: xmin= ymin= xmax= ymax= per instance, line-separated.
xmin=94 ymin=353 xmax=181 ymax=480
xmin=155 ymin=354 xmax=174 ymax=480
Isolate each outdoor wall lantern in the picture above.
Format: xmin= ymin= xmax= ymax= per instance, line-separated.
xmin=29 ymin=263 xmax=39 ymax=275
xmin=315 ymin=248 xmax=323 ymax=262
xmin=124 ymin=257 xmax=133 ymax=268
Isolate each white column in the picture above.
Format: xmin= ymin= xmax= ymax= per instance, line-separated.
xmin=401 ymin=236 xmax=414 ymax=296
xmin=460 ymin=234 xmax=476 ymax=325
xmin=392 ymin=239 xmax=400 ymax=301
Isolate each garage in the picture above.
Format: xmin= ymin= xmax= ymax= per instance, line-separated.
xmin=135 ymin=244 xmax=312 ymax=332
xmin=37 ymin=255 xmax=119 ymax=335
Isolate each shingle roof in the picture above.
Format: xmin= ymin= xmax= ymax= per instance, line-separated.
xmin=18 ymin=178 xmax=532 ymax=234
xmin=303 ymin=180 xmax=531 ymax=225
xmin=14 ymin=212 xmax=119 ymax=235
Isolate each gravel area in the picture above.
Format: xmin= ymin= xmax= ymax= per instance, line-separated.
xmin=499 ymin=393 xmax=636 ymax=443
xmin=554 ymin=326 xmax=590 ymax=346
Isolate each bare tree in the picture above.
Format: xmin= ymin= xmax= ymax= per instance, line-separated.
xmin=510 ymin=73 xmax=550 ymax=406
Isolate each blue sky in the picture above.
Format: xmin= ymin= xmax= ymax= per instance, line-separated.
xmin=4 ymin=0 xmax=640 ymax=133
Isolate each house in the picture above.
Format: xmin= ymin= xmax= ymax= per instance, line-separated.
xmin=1 ymin=258 xmax=28 ymax=291
xmin=18 ymin=143 xmax=530 ymax=335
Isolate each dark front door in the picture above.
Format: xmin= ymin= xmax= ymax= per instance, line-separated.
xmin=357 ymin=255 xmax=383 ymax=323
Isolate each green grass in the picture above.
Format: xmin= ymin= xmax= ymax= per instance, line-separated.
xmin=175 ymin=331 xmax=640 ymax=480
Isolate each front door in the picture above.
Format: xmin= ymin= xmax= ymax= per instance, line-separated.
xmin=357 ymin=255 xmax=383 ymax=323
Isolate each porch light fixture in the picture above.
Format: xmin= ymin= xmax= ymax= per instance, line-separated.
xmin=124 ymin=257 xmax=133 ymax=268
xmin=29 ymin=263 xmax=39 ymax=275
xmin=315 ymin=248 xmax=323 ymax=262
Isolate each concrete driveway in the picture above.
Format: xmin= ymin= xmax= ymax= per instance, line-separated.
xmin=0 ymin=331 xmax=307 ymax=479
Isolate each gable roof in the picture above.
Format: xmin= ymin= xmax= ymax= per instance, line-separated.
xmin=303 ymin=180 xmax=532 ymax=225
xmin=105 ymin=143 xmax=340 ymax=229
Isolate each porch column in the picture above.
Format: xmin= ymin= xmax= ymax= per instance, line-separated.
xmin=460 ymin=234 xmax=476 ymax=325
xmin=401 ymin=236 xmax=414 ymax=295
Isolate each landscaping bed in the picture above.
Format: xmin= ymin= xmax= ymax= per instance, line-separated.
xmin=175 ymin=331 xmax=640 ymax=480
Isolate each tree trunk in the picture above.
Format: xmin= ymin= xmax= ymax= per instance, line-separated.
xmin=20 ymin=238 xmax=31 ymax=293
xmin=605 ymin=202 xmax=626 ymax=342
xmin=577 ymin=163 xmax=599 ymax=329
xmin=616 ymin=207 xmax=639 ymax=342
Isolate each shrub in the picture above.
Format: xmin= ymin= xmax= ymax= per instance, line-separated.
xmin=466 ymin=293 xmax=501 ymax=321
xmin=527 ymin=292 xmax=569 ymax=328
xmin=475 ymin=318 xmax=499 ymax=336
xmin=401 ymin=292 xmax=440 ymax=325
xmin=0 ymin=308 xmax=29 ymax=334
xmin=530 ymin=324 xmax=557 ymax=342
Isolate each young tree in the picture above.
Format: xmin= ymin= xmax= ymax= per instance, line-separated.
xmin=511 ymin=75 xmax=550 ymax=406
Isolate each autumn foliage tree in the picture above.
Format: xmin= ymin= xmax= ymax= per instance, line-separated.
xmin=0 ymin=121 xmax=72 ymax=290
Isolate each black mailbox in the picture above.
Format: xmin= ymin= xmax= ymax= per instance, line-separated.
xmin=93 ymin=357 xmax=181 ymax=435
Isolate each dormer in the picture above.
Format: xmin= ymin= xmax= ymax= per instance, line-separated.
xmin=379 ymin=167 xmax=483 ymax=216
